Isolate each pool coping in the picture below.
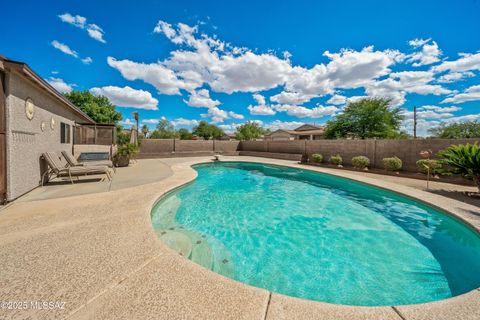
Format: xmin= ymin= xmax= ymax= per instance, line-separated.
xmin=154 ymin=156 xmax=480 ymax=320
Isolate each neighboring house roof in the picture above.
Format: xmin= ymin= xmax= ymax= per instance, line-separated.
xmin=0 ymin=55 xmax=95 ymax=124
xmin=267 ymin=129 xmax=293 ymax=135
xmin=294 ymin=124 xmax=324 ymax=131
xmin=266 ymin=124 xmax=325 ymax=137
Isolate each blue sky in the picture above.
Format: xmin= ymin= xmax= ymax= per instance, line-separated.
xmin=1 ymin=0 xmax=479 ymax=135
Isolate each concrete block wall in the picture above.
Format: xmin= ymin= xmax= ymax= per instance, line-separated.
xmin=306 ymin=140 xmax=370 ymax=166
xmin=240 ymin=138 xmax=480 ymax=172
xmin=139 ymin=139 xmax=174 ymax=154
xmin=138 ymin=139 xmax=240 ymax=157
xmin=239 ymin=141 xmax=268 ymax=152
xmin=175 ymin=140 xmax=213 ymax=152
xmin=214 ymin=141 xmax=240 ymax=153
xmin=268 ymin=140 xmax=305 ymax=154
xmin=138 ymin=138 xmax=479 ymax=173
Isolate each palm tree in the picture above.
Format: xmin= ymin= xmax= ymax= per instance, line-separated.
xmin=438 ymin=142 xmax=480 ymax=193
xmin=141 ymin=124 xmax=149 ymax=138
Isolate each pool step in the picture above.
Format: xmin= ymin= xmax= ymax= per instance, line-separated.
xmin=156 ymin=228 xmax=214 ymax=270
xmin=210 ymin=238 xmax=235 ymax=278
xmin=152 ymin=195 xmax=181 ymax=230
xmin=181 ymin=230 xmax=214 ymax=270
xmin=156 ymin=227 xmax=233 ymax=278
xmin=158 ymin=230 xmax=192 ymax=258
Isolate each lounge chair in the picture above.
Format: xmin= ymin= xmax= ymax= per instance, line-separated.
xmin=61 ymin=150 xmax=116 ymax=172
xmin=41 ymin=152 xmax=112 ymax=185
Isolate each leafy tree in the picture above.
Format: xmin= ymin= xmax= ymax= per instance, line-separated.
xmin=64 ymin=90 xmax=122 ymax=124
xmin=438 ymin=143 xmax=480 ymax=192
xmin=429 ymin=121 xmax=480 ymax=139
xmin=235 ymin=121 xmax=270 ymax=140
xmin=177 ymin=128 xmax=193 ymax=140
xmin=141 ymin=124 xmax=149 ymax=138
xmin=192 ymin=121 xmax=224 ymax=140
xmin=324 ymin=98 xmax=403 ymax=139
xmin=150 ymin=119 xmax=176 ymax=139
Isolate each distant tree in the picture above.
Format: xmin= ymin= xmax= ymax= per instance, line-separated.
xmin=141 ymin=124 xmax=149 ymax=138
xmin=429 ymin=121 xmax=480 ymax=139
xmin=177 ymin=128 xmax=193 ymax=140
xmin=324 ymin=98 xmax=403 ymax=139
xmin=150 ymin=119 xmax=176 ymax=139
xmin=235 ymin=121 xmax=270 ymax=140
xmin=64 ymin=90 xmax=122 ymax=124
xmin=192 ymin=121 xmax=224 ymax=140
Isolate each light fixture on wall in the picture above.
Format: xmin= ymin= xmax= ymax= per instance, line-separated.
xmin=40 ymin=121 xmax=46 ymax=132
xmin=25 ymin=98 xmax=34 ymax=120
xmin=50 ymin=117 xmax=55 ymax=130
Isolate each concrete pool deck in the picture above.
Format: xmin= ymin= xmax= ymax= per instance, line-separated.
xmin=0 ymin=156 xmax=479 ymax=319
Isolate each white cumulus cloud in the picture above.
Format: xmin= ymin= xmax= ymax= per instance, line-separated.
xmin=407 ymin=38 xmax=442 ymax=66
xmin=184 ymin=89 xmax=220 ymax=108
xmin=90 ymin=86 xmax=159 ymax=110
xmin=47 ymin=77 xmax=74 ymax=93
xmin=437 ymin=71 xmax=475 ymax=83
xmin=107 ymin=57 xmax=187 ymax=95
xmin=51 ymin=40 xmax=78 ymax=58
xmin=442 ymin=84 xmax=480 ymax=104
xmin=433 ymin=52 xmax=480 ymax=73
xmin=247 ymin=93 xmax=276 ymax=115
xmin=58 ymin=13 xmax=106 ymax=43
xmin=274 ymin=104 xmax=338 ymax=118
xmin=327 ymin=94 xmax=347 ymax=105
xmin=171 ymin=118 xmax=199 ymax=126
xmin=265 ymin=120 xmax=306 ymax=131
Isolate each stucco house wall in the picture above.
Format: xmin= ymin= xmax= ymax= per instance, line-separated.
xmin=5 ymin=71 xmax=87 ymax=200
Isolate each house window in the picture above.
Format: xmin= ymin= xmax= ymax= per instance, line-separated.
xmin=60 ymin=122 xmax=71 ymax=144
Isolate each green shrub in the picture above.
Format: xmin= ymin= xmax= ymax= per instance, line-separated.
xmin=438 ymin=142 xmax=480 ymax=192
xmin=416 ymin=159 xmax=441 ymax=174
xmin=383 ymin=156 xmax=402 ymax=171
xmin=311 ymin=153 xmax=323 ymax=163
xmin=329 ymin=154 xmax=343 ymax=165
xmin=352 ymin=156 xmax=370 ymax=169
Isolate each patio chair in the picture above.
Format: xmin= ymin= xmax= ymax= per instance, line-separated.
xmin=61 ymin=150 xmax=116 ymax=173
xmin=41 ymin=152 xmax=112 ymax=186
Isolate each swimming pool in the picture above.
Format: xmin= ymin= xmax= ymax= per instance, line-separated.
xmin=151 ymin=162 xmax=480 ymax=306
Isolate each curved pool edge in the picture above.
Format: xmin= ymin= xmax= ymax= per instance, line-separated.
xmin=146 ymin=156 xmax=480 ymax=319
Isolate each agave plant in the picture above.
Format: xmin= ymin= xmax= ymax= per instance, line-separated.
xmin=438 ymin=143 xmax=480 ymax=193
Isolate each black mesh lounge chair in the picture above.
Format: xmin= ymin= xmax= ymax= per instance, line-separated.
xmin=41 ymin=152 xmax=111 ymax=185
xmin=61 ymin=150 xmax=116 ymax=173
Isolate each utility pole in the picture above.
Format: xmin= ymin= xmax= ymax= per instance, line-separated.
xmin=413 ymin=106 xmax=417 ymax=139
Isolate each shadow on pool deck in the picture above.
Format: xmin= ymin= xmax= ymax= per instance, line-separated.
xmin=15 ymin=159 xmax=174 ymax=202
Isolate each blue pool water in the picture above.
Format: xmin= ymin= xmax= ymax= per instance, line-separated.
xmin=151 ymin=162 xmax=480 ymax=306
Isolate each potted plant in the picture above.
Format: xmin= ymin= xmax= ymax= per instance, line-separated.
xmin=114 ymin=143 xmax=139 ymax=167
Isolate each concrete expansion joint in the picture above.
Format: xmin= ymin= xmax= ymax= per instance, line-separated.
xmin=391 ymin=306 xmax=407 ymax=320
xmin=262 ymin=292 xmax=272 ymax=320
xmin=65 ymin=253 xmax=163 ymax=319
